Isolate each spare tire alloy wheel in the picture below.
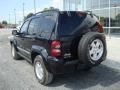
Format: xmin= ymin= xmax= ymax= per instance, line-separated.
xmin=89 ymin=39 xmax=104 ymax=61
xmin=78 ymin=32 xmax=107 ymax=68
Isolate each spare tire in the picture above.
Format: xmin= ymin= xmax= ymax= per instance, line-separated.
xmin=78 ymin=32 xmax=107 ymax=67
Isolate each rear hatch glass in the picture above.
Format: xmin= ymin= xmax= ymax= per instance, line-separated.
xmin=58 ymin=11 xmax=87 ymax=36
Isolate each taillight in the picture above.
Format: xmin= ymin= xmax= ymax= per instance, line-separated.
xmin=97 ymin=22 xmax=104 ymax=33
xmin=51 ymin=41 xmax=61 ymax=57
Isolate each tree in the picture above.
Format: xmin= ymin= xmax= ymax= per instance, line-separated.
xmin=116 ymin=14 xmax=120 ymax=20
xmin=43 ymin=8 xmax=48 ymax=11
xmin=49 ymin=7 xmax=55 ymax=10
xmin=24 ymin=13 xmax=34 ymax=20
xmin=115 ymin=14 xmax=120 ymax=25
xmin=0 ymin=22 xmax=3 ymax=28
xmin=43 ymin=7 xmax=58 ymax=11
xmin=2 ymin=20 xmax=7 ymax=25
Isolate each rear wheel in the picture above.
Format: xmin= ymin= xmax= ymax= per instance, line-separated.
xmin=78 ymin=32 xmax=107 ymax=70
xmin=34 ymin=55 xmax=54 ymax=85
xmin=11 ymin=44 xmax=21 ymax=60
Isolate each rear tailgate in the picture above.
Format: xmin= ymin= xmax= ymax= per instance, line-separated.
xmin=57 ymin=11 xmax=86 ymax=59
xmin=60 ymin=36 xmax=75 ymax=59
xmin=59 ymin=35 xmax=81 ymax=59
xmin=57 ymin=11 xmax=99 ymax=59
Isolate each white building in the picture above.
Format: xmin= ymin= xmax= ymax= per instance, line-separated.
xmin=55 ymin=0 xmax=120 ymax=35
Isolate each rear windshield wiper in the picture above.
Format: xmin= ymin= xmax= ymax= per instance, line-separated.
xmin=67 ymin=11 xmax=71 ymax=17
xmin=85 ymin=10 xmax=93 ymax=18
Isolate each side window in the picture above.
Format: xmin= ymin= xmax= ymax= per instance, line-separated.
xmin=40 ymin=15 xmax=56 ymax=39
xmin=28 ymin=18 xmax=41 ymax=35
xmin=27 ymin=13 xmax=57 ymax=39
xmin=20 ymin=21 xmax=29 ymax=33
xmin=28 ymin=19 xmax=35 ymax=35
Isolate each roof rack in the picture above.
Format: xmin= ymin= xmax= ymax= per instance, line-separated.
xmin=34 ymin=9 xmax=59 ymax=16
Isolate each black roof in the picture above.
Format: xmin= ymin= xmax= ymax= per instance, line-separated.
xmin=25 ymin=9 xmax=59 ymax=21
xmin=25 ymin=10 xmax=89 ymax=21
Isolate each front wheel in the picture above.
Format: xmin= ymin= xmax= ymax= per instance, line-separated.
xmin=34 ymin=55 xmax=54 ymax=85
xmin=11 ymin=44 xmax=21 ymax=60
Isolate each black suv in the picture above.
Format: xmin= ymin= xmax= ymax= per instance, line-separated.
xmin=10 ymin=10 xmax=107 ymax=85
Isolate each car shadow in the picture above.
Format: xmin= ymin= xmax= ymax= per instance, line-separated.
xmin=48 ymin=59 xmax=120 ymax=90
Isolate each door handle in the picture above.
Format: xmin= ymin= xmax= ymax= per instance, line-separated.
xmin=25 ymin=35 xmax=36 ymax=41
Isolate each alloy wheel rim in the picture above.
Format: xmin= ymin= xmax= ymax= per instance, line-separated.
xmin=35 ymin=62 xmax=44 ymax=80
xmin=12 ymin=46 xmax=15 ymax=57
xmin=89 ymin=39 xmax=104 ymax=61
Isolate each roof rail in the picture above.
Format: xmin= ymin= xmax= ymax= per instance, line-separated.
xmin=34 ymin=9 xmax=59 ymax=16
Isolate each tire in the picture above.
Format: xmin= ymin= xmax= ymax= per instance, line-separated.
xmin=34 ymin=55 xmax=54 ymax=85
xmin=11 ymin=44 xmax=21 ymax=60
xmin=78 ymin=32 xmax=107 ymax=68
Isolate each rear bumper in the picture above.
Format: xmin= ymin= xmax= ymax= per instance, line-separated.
xmin=47 ymin=56 xmax=79 ymax=74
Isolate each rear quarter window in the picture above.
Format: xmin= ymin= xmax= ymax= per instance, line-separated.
xmin=40 ymin=15 xmax=56 ymax=39
xmin=37 ymin=11 xmax=58 ymax=39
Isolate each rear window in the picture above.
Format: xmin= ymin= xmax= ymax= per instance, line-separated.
xmin=58 ymin=11 xmax=87 ymax=36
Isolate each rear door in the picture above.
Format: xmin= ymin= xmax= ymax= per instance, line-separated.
xmin=23 ymin=17 xmax=42 ymax=59
xmin=22 ymin=15 xmax=54 ymax=56
xmin=23 ymin=12 xmax=57 ymax=57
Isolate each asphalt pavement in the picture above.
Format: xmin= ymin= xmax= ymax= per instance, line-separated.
xmin=0 ymin=29 xmax=120 ymax=90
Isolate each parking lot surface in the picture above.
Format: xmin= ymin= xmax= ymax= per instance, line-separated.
xmin=0 ymin=29 xmax=120 ymax=90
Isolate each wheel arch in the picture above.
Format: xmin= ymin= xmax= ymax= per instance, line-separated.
xmin=10 ymin=39 xmax=18 ymax=51
xmin=31 ymin=45 xmax=51 ymax=72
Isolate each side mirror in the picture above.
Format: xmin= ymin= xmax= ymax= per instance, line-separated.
xmin=12 ymin=30 xmax=18 ymax=35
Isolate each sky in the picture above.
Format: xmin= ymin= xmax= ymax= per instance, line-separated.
xmin=0 ymin=0 xmax=61 ymax=24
